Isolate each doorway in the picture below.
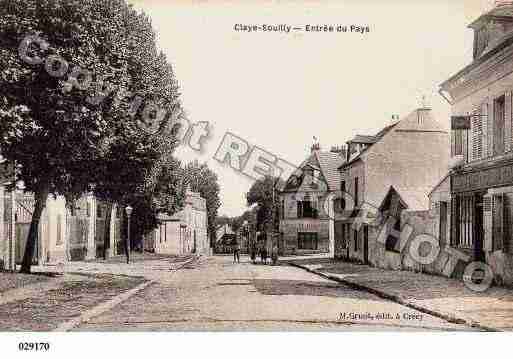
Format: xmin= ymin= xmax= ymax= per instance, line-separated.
xmin=439 ymin=202 xmax=448 ymax=246
xmin=363 ymin=225 xmax=369 ymax=264
xmin=474 ymin=194 xmax=485 ymax=262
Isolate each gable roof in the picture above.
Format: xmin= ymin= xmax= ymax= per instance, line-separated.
xmin=340 ymin=122 xmax=398 ymax=168
xmin=315 ymin=151 xmax=345 ymax=191
xmin=340 ymin=108 xmax=447 ymax=169
xmin=281 ymin=150 xmax=345 ymax=192
xmin=351 ymin=135 xmax=376 ymax=144
xmin=378 ymin=185 xmax=428 ymax=213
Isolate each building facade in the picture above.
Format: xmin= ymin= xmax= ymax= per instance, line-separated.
xmin=148 ymin=188 xmax=209 ymax=256
xmin=279 ymin=144 xmax=345 ymax=255
xmin=439 ymin=2 xmax=513 ymax=285
xmin=214 ymin=224 xmax=237 ymax=254
xmin=335 ymin=108 xmax=449 ymax=268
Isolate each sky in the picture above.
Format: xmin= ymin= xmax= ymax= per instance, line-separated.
xmin=130 ymin=0 xmax=493 ymax=217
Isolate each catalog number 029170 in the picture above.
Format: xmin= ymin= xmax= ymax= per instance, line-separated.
xmin=18 ymin=342 xmax=50 ymax=351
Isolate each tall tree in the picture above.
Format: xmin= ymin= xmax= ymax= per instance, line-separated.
xmin=246 ymin=176 xmax=281 ymax=233
xmin=183 ymin=161 xmax=221 ymax=249
xmin=0 ymin=0 xmax=183 ymax=271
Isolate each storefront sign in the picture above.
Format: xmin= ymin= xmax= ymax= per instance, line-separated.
xmin=452 ymin=163 xmax=513 ymax=193
xmin=451 ymin=116 xmax=471 ymax=130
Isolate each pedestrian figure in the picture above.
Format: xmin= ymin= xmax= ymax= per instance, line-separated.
xmin=271 ymin=243 xmax=278 ymax=266
xmin=233 ymin=242 xmax=240 ymax=263
xmin=250 ymin=244 xmax=257 ymax=264
xmin=261 ymin=246 xmax=268 ymax=265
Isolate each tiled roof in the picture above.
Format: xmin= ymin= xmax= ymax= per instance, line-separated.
xmin=351 ymin=135 xmax=376 ymax=144
xmin=378 ymin=186 xmax=429 ymax=212
xmin=281 ymin=150 xmax=345 ymax=192
xmin=341 ymin=122 xmax=398 ymax=168
xmin=315 ymin=152 xmax=345 ymax=191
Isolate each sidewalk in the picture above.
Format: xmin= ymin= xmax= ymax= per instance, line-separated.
xmin=284 ymin=256 xmax=513 ymax=331
xmin=0 ymin=253 xmax=198 ymax=331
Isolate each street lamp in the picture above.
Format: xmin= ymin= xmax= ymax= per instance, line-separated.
xmin=125 ymin=205 xmax=133 ymax=264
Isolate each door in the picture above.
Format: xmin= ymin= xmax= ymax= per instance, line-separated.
xmin=439 ymin=202 xmax=448 ymax=246
xmin=363 ymin=225 xmax=369 ymax=264
xmin=474 ymin=194 xmax=485 ymax=262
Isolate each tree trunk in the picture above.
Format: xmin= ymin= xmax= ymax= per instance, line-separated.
xmin=20 ymin=186 xmax=49 ymax=274
xmin=102 ymin=202 xmax=113 ymax=260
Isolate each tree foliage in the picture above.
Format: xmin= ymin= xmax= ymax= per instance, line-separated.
xmin=183 ymin=161 xmax=221 ymax=247
xmin=246 ymin=176 xmax=281 ymax=233
xmin=0 ymin=0 xmax=184 ymax=271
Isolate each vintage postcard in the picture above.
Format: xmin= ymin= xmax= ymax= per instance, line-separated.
xmin=0 ymin=0 xmax=512 ymax=357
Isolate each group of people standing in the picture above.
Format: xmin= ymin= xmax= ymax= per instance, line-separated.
xmin=232 ymin=241 xmax=278 ymax=265
xmin=248 ymin=242 xmax=278 ymax=265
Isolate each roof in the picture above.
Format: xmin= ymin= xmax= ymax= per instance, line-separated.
xmin=340 ymin=108 xmax=447 ymax=169
xmin=281 ymin=149 xmax=345 ymax=193
xmin=340 ymin=122 xmax=398 ymax=168
xmin=215 ymin=224 xmax=236 ymax=243
xmin=315 ymin=151 xmax=345 ymax=191
xmin=442 ymin=5 xmax=513 ymax=91
xmin=428 ymin=172 xmax=451 ymax=197
xmin=351 ymin=135 xmax=376 ymax=144
xmin=378 ymin=186 xmax=429 ymax=213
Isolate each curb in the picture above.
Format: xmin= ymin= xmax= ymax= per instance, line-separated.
xmin=288 ymin=262 xmax=500 ymax=332
xmin=54 ymin=255 xmax=199 ymax=332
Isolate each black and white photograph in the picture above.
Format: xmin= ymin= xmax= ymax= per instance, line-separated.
xmin=0 ymin=0 xmax=512 ymax=357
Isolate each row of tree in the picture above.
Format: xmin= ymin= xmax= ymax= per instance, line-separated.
xmin=0 ymin=0 xmax=220 ymax=272
xmin=216 ymin=175 xmax=281 ymax=238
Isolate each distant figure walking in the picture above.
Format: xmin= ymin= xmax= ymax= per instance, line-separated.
xmin=233 ymin=242 xmax=240 ymax=263
xmin=260 ymin=246 xmax=268 ymax=265
xmin=271 ymin=243 xmax=278 ymax=266
xmin=250 ymin=243 xmax=257 ymax=264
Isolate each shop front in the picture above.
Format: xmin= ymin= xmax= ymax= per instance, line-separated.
xmin=451 ymin=160 xmax=513 ymax=284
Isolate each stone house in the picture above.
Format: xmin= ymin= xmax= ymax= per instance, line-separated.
xmin=147 ymin=187 xmax=209 ymax=256
xmin=278 ymin=143 xmax=345 ymax=255
xmin=335 ymin=108 xmax=449 ymax=267
xmin=438 ymin=1 xmax=513 ymax=285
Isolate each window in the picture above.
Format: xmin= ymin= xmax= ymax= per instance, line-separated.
xmin=97 ymin=204 xmax=103 ymax=218
xmin=452 ymin=195 xmax=474 ymax=249
xmin=340 ymin=180 xmax=346 ymax=193
xmin=297 ymin=199 xmax=317 ymax=218
xmin=385 ymin=216 xmax=401 ymax=252
xmin=281 ymin=200 xmax=285 ymax=219
xmin=453 ymin=129 xmax=463 ymax=156
xmin=354 ymin=177 xmax=359 ymax=206
xmin=298 ymin=232 xmax=318 ymax=250
xmin=494 ymin=95 xmax=505 ymax=156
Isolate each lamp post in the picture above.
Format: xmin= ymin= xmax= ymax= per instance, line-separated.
xmin=125 ymin=205 xmax=133 ymax=264
xmin=243 ymin=220 xmax=249 ymax=252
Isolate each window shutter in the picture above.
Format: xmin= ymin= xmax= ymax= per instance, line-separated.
xmin=471 ymin=107 xmax=483 ymax=161
xmin=483 ymin=195 xmax=493 ymax=252
xmin=482 ymin=103 xmax=488 ymax=158
xmin=487 ymin=99 xmax=494 ymax=157
xmin=451 ymin=198 xmax=459 ymax=247
xmin=492 ymin=194 xmax=504 ymax=252
xmin=506 ymin=91 xmax=512 ymax=152
xmin=450 ymin=130 xmax=455 ymax=157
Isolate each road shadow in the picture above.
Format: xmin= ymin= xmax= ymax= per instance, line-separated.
xmin=251 ymin=279 xmax=375 ymax=299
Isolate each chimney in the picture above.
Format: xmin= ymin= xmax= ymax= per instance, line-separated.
xmin=416 ymin=107 xmax=431 ymax=125
xmin=311 ymin=136 xmax=321 ymax=154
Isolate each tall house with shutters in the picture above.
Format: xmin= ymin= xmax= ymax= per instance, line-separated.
xmin=439 ymin=2 xmax=513 ymax=285
xmin=278 ymin=143 xmax=345 ymax=255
